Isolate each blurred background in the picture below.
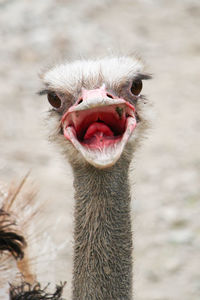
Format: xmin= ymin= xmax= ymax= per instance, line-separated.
xmin=0 ymin=0 xmax=199 ymax=299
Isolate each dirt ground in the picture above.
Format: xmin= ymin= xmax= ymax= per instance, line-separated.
xmin=0 ymin=0 xmax=200 ymax=299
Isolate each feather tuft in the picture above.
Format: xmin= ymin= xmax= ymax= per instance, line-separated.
xmin=9 ymin=281 xmax=66 ymax=300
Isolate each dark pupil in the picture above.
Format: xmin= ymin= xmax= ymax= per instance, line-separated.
xmin=131 ymin=80 xmax=142 ymax=96
xmin=47 ymin=93 xmax=61 ymax=108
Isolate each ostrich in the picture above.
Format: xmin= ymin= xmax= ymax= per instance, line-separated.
xmin=0 ymin=177 xmax=66 ymax=299
xmin=40 ymin=56 xmax=151 ymax=300
xmin=0 ymin=56 xmax=151 ymax=299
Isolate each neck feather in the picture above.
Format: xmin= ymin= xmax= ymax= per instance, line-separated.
xmin=72 ymin=159 xmax=133 ymax=300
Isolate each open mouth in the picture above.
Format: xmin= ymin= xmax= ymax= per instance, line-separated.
xmin=62 ymin=97 xmax=137 ymax=168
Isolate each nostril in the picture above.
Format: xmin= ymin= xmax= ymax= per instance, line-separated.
xmin=106 ymin=93 xmax=114 ymax=99
xmin=77 ymin=98 xmax=83 ymax=105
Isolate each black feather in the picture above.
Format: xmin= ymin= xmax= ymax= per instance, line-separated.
xmin=9 ymin=282 xmax=66 ymax=300
xmin=0 ymin=209 xmax=26 ymax=259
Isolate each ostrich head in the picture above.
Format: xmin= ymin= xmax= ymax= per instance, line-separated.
xmin=40 ymin=56 xmax=151 ymax=168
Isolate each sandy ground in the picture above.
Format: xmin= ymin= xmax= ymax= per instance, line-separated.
xmin=0 ymin=0 xmax=200 ymax=299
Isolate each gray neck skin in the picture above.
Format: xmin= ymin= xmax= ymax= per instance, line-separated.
xmin=72 ymin=159 xmax=133 ymax=300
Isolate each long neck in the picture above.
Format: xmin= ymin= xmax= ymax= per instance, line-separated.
xmin=72 ymin=159 xmax=133 ymax=300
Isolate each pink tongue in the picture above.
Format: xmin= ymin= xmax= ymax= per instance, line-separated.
xmin=84 ymin=122 xmax=114 ymax=140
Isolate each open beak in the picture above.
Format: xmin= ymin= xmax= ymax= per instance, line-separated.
xmin=61 ymin=86 xmax=137 ymax=168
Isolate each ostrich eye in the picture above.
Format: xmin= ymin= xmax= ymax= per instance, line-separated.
xmin=47 ymin=92 xmax=62 ymax=109
xmin=130 ymin=79 xmax=143 ymax=96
